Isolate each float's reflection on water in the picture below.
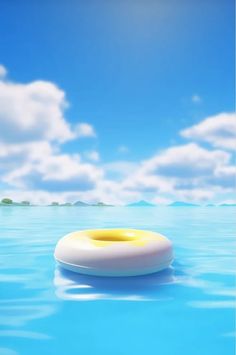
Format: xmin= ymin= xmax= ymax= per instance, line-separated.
xmin=54 ymin=265 xmax=179 ymax=301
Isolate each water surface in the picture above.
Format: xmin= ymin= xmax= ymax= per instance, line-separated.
xmin=0 ymin=206 xmax=235 ymax=355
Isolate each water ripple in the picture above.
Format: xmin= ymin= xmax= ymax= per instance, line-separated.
xmin=54 ymin=266 xmax=177 ymax=301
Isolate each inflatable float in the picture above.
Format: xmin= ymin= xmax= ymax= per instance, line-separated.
xmin=54 ymin=229 xmax=173 ymax=277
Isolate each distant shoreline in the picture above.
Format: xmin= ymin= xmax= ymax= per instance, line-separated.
xmin=1 ymin=203 xmax=235 ymax=208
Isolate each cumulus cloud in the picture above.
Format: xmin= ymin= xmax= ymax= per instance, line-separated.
xmin=84 ymin=151 xmax=100 ymax=162
xmin=0 ymin=141 xmax=54 ymax=176
xmin=0 ymin=66 xmax=100 ymax=195
xmin=0 ymin=80 xmax=74 ymax=143
xmin=119 ymin=143 xmax=235 ymax=203
xmin=75 ymin=123 xmax=96 ymax=138
xmin=0 ymin=139 xmax=103 ymax=193
xmin=0 ymin=64 xmax=7 ymax=78
xmin=0 ymin=67 xmax=96 ymax=144
xmin=3 ymin=152 xmax=103 ymax=191
xmin=181 ymin=113 xmax=236 ymax=150
xmin=0 ymin=65 xmax=234 ymax=204
xmin=210 ymin=165 xmax=236 ymax=188
xmin=144 ymin=143 xmax=230 ymax=178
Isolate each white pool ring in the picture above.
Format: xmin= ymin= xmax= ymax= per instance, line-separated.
xmin=54 ymin=229 xmax=173 ymax=277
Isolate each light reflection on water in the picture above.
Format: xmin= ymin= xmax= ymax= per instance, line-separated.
xmin=54 ymin=265 xmax=178 ymax=301
xmin=0 ymin=206 xmax=235 ymax=355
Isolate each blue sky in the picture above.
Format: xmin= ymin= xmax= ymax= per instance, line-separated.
xmin=0 ymin=0 xmax=235 ymax=204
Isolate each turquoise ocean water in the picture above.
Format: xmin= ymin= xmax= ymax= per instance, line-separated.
xmin=0 ymin=206 xmax=235 ymax=355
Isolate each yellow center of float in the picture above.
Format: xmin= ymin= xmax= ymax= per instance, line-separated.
xmin=70 ymin=229 xmax=164 ymax=247
xmin=86 ymin=229 xmax=150 ymax=247
xmin=90 ymin=233 xmax=137 ymax=242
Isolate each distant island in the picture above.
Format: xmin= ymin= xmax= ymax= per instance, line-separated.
xmin=219 ymin=203 xmax=236 ymax=207
xmin=126 ymin=200 xmax=155 ymax=207
xmin=0 ymin=198 xmax=113 ymax=207
xmin=74 ymin=201 xmax=113 ymax=207
xmin=50 ymin=201 xmax=113 ymax=207
xmin=1 ymin=197 xmax=235 ymax=207
xmin=73 ymin=201 xmax=90 ymax=207
xmin=168 ymin=201 xmax=199 ymax=207
xmin=0 ymin=198 xmax=31 ymax=206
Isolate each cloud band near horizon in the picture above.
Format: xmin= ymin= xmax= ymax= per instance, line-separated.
xmin=0 ymin=65 xmax=235 ymax=205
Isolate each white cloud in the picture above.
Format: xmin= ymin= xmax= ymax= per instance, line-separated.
xmin=0 ymin=64 xmax=7 ymax=79
xmin=191 ymin=94 xmax=202 ymax=103
xmin=0 ymin=141 xmax=54 ymax=178
xmin=119 ymin=143 xmax=235 ymax=203
xmin=89 ymin=180 xmax=141 ymax=205
xmin=219 ymin=199 xmax=236 ymax=205
xmin=171 ymin=188 xmax=215 ymax=202
xmin=0 ymin=70 xmax=96 ymax=144
xmin=1 ymin=140 xmax=234 ymax=204
xmin=211 ymin=165 xmax=236 ymax=188
xmin=0 ymin=66 xmax=100 ymax=195
xmin=152 ymin=196 xmax=172 ymax=205
xmin=0 ymin=141 xmax=53 ymax=160
xmin=75 ymin=123 xmax=96 ymax=138
xmin=181 ymin=112 xmax=236 ymax=150
xmin=122 ymin=170 xmax=172 ymax=193
xmin=0 ymin=80 xmax=74 ymax=143
xmin=2 ymin=148 xmax=103 ymax=192
xmin=84 ymin=151 xmax=100 ymax=162
xmin=143 ymin=143 xmax=230 ymax=178
xmin=0 ymin=65 xmax=234 ymax=204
